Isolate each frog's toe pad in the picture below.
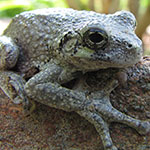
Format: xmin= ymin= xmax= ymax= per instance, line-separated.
xmin=138 ymin=121 xmax=150 ymax=135
xmin=106 ymin=145 xmax=118 ymax=150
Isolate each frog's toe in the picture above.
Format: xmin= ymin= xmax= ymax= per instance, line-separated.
xmin=106 ymin=146 xmax=118 ymax=150
xmin=104 ymin=143 xmax=118 ymax=150
xmin=112 ymin=146 xmax=118 ymax=150
xmin=137 ymin=121 xmax=150 ymax=135
xmin=9 ymin=77 xmax=27 ymax=104
xmin=13 ymin=95 xmax=26 ymax=104
xmin=9 ymin=77 xmax=36 ymax=115
xmin=22 ymin=99 xmax=36 ymax=116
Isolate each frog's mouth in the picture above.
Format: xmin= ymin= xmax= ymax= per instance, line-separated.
xmin=93 ymin=52 xmax=142 ymax=68
xmin=71 ymin=47 xmax=142 ymax=70
xmin=73 ymin=47 xmax=94 ymax=58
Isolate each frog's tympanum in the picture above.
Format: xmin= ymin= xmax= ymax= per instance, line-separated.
xmin=0 ymin=8 xmax=149 ymax=150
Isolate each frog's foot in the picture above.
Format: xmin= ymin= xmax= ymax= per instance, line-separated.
xmin=0 ymin=36 xmax=19 ymax=69
xmin=0 ymin=71 xmax=29 ymax=109
xmin=77 ymin=110 xmax=118 ymax=150
xmin=9 ymin=76 xmax=35 ymax=115
xmin=81 ymin=97 xmax=150 ymax=150
xmin=92 ymin=99 xmax=150 ymax=135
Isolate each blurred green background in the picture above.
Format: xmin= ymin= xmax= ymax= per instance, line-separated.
xmin=0 ymin=0 xmax=150 ymax=54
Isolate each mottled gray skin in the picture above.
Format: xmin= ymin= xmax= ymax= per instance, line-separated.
xmin=0 ymin=8 xmax=149 ymax=150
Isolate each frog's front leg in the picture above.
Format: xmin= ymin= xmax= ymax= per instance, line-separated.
xmin=24 ymin=63 xmax=86 ymax=112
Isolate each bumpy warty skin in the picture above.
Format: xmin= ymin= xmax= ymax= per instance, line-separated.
xmin=2 ymin=8 xmax=142 ymax=73
xmin=0 ymin=8 xmax=148 ymax=150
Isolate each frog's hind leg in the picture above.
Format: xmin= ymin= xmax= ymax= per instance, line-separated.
xmin=78 ymin=110 xmax=118 ymax=150
xmin=0 ymin=71 xmax=29 ymax=108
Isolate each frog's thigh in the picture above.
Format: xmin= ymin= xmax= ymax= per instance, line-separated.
xmin=78 ymin=110 xmax=118 ymax=150
xmin=0 ymin=71 xmax=27 ymax=104
xmin=24 ymin=64 xmax=85 ymax=111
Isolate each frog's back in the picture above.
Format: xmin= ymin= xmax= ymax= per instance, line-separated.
xmin=3 ymin=8 xmax=77 ymax=62
xmin=3 ymin=8 xmax=102 ymax=72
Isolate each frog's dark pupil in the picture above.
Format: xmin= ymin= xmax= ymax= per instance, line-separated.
xmin=89 ymin=32 xmax=104 ymax=43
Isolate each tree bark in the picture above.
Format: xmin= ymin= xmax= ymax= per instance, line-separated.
xmin=0 ymin=57 xmax=150 ymax=150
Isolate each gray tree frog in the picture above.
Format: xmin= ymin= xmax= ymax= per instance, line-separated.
xmin=0 ymin=8 xmax=149 ymax=150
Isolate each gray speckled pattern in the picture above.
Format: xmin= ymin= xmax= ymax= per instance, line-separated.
xmin=0 ymin=8 xmax=148 ymax=150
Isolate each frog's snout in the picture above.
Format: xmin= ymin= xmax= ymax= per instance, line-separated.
xmin=127 ymin=37 xmax=143 ymax=60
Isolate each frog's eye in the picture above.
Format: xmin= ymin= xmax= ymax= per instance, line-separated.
xmin=83 ymin=28 xmax=108 ymax=50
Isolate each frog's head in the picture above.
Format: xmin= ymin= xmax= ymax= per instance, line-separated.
xmin=59 ymin=10 xmax=143 ymax=71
